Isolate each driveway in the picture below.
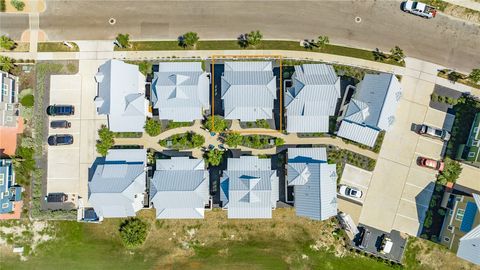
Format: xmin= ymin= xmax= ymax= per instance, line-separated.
xmin=339 ymin=164 xmax=373 ymax=204
xmin=359 ymin=60 xmax=455 ymax=236
xmin=46 ymin=60 xmax=107 ymax=206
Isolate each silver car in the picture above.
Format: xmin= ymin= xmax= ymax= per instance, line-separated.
xmin=417 ymin=124 xmax=451 ymax=141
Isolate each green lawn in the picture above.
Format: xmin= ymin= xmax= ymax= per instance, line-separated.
xmin=116 ymin=40 xmax=404 ymax=67
xmin=37 ymin=42 xmax=79 ymax=52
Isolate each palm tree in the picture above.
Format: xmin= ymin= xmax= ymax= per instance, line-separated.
xmin=468 ymin=68 xmax=480 ymax=84
xmin=0 ymin=56 xmax=15 ymax=73
xmin=372 ymin=48 xmax=387 ymax=62
xmin=316 ymin=35 xmax=330 ymax=50
xmin=389 ymin=46 xmax=405 ymax=62
xmin=179 ymin=32 xmax=199 ymax=49
xmin=247 ymin=30 xmax=263 ymax=47
xmin=237 ymin=33 xmax=249 ymax=48
xmin=115 ymin=33 xmax=130 ymax=48
xmin=0 ymin=35 xmax=16 ymax=50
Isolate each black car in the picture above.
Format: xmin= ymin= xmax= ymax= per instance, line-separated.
xmin=48 ymin=134 xmax=74 ymax=146
xmin=50 ymin=120 xmax=71 ymax=129
xmin=47 ymin=105 xmax=75 ymax=116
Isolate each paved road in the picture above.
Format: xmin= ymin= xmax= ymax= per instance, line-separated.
xmin=1 ymin=0 xmax=479 ymax=71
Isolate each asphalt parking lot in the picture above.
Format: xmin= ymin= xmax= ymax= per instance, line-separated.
xmin=359 ymin=61 xmax=455 ymax=236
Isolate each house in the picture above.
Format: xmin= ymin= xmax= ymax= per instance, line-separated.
xmin=220 ymin=156 xmax=279 ymax=218
xmin=0 ymin=71 xmax=19 ymax=128
xmin=151 ymin=62 xmax=210 ymax=122
xmin=0 ymin=159 xmax=22 ymax=216
xmin=461 ymin=113 xmax=480 ymax=163
xmin=284 ymin=64 xmax=341 ymax=133
xmin=337 ymin=73 xmax=402 ymax=147
xmin=221 ymin=61 xmax=277 ymax=121
xmin=439 ymin=193 xmax=480 ymax=265
xmin=94 ymin=59 xmax=148 ymax=132
xmin=150 ymin=157 xmax=210 ymax=219
xmin=287 ymin=148 xmax=337 ymax=220
xmin=88 ymin=149 xmax=147 ymax=220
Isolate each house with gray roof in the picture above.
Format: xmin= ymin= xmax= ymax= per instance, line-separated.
xmin=285 ymin=64 xmax=340 ymax=133
xmin=287 ymin=148 xmax=337 ymax=221
xmin=94 ymin=59 xmax=148 ymax=132
xmin=457 ymin=193 xmax=480 ymax=265
xmin=0 ymin=71 xmax=19 ymax=127
xmin=88 ymin=149 xmax=147 ymax=220
xmin=150 ymin=157 xmax=210 ymax=219
xmin=152 ymin=62 xmax=210 ymax=122
xmin=220 ymin=156 xmax=279 ymax=219
xmin=337 ymin=73 xmax=402 ymax=147
xmin=221 ymin=61 xmax=277 ymax=121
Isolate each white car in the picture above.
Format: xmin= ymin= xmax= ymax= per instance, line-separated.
xmin=402 ymin=1 xmax=437 ymax=19
xmin=339 ymin=185 xmax=363 ymax=198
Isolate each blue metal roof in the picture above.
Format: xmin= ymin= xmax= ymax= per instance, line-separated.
xmin=461 ymin=201 xmax=478 ymax=233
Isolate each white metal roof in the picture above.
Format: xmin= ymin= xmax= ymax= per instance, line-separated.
xmin=337 ymin=120 xmax=380 ymax=148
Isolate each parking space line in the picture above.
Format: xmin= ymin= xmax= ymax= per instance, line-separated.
xmin=404 ymin=181 xmax=436 ymax=191
xmin=400 ymin=197 xmax=430 ymax=208
xmin=417 ymin=136 xmax=445 ymax=146
xmin=47 ymin=147 xmax=80 ymax=151
xmin=341 ymin=179 xmax=369 ymax=190
xmin=395 ymin=213 xmax=420 ymax=222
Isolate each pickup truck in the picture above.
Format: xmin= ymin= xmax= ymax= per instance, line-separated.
xmin=402 ymin=1 xmax=437 ymax=19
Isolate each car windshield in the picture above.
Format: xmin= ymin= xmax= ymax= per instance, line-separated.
xmin=434 ymin=129 xmax=443 ymax=136
xmin=57 ymin=136 xmax=69 ymax=143
xmin=350 ymin=190 xmax=357 ymax=195
xmin=412 ymin=2 xmax=418 ymax=9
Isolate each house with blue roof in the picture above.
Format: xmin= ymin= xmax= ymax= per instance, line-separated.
xmin=337 ymin=73 xmax=402 ymax=147
xmin=439 ymin=193 xmax=480 ymax=265
xmin=287 ymin=148 xmax=337 ymax=221
xmin=152 ymin=62 xmax=210 ymax=122
xmin=94 ymin=59 xmax=148 ymax=132
xmin=284 ymin=64 xmax=341 ymax=133
xmin=88 ymin=149 xmax=147 ymax=220
xmin=220 ymin=156 xmax=279 ymax=219
xmin=0 ymin=159 xmax=22 ymax=215
xmin=150 ymin=157 xmax=210 ymax=219
xmin=221 ymin=61 xmax=277 ymax=121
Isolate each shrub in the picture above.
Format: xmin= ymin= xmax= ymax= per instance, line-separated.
xmin=423 ymin=211 xmax=433 ymax=229
xmin=255 ymin=119 xmax=270 ymax=129
xmin=96 ymin=125 xmax=115 ymax=156
xmin=20 ymin=94 xmax=34 ymax=107
xmin=205 ymin=149 xmax=223 ymax=166
xmin=0 ymin=0 xmax=5 ymax=12
xmin=225 ymin=132 xmax=242 ymax=148
xmin=275 ymin=137 xmax=285 ymax=146
xmin=144 ymin=118 xmax=161 ymax=137
xmin=178 ymin=32 xmax=199 ymax=48
xmin=437 ymin=157 xmax=462 ymax=184
xmin=468 ymin=68 xmax=480 ymax=84
xmin=119 ymin=218 xmax=148 ymax=249
xmin=10 ymin=0 xmax=24 ymax=11
xmin=204 ymin=116 xmax=227 ymax=132
xmin=115 ymin=33 xmax=130 ymax=48
xmin=138 ymin=61 xmax=152 ymax=76
xmin=246 ymin=30 xmax=263 ymax=47
xmin=0 ymin=35 xmax=15 ymax=50
xmin=430 ymin=93 xmax=438 ymax=102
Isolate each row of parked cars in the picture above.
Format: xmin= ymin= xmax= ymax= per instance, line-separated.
xmin=47 ymin=105 xmax=75 ymax=146
xmin=414 ymin=123 xmax=451 ymax=172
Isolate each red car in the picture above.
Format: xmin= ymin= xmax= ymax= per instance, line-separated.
xmin=418 ymin=157 xmax=444 ymax=171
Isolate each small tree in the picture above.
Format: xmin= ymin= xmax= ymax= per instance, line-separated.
xmin=0 ymin=35 xmax=15 ymax=50
xmin=190 ymin=133 xmax=205 ymax=148
xmin=144 ymin=118 xmax=161 ymax=137
xmin=246 ymin=30 xmax=263 ymax=47
xmin=437 ymin=157 xmax=462 ymax=185
xmin=178 ymin=32 xmax=199 ymax=49
xmin=316 ymin=35 xmax=330 ymax=50
xmin=468 ymin=68 xmax=480 ymax=84
xmin=389 ymin=46 xmax=405 ymax=62
xmin=225 ymin=132 xmax=243 ymax=148
xmin=96 ymin=125 xmax=115 ymax=156
xmin=10 ymin=0 xmax=25 ymax=11
xmin=205 ymin=149 xmax=223 ymax=166
xmin=119 ymin=218 xmax=148 ymax=249
xmin=204 ymin=116 xmax=227 ymax=132
xmin=237 ymin=33 xmax=249 ymax=48
xmin=448 ymin=71 xmax=463 ymax=83
xmin=275 ymin=137 xmax=285 ymax=146
xmin=115 ymin=33 xmax=130 ymax=48
xmin=372 ymin=48 xmax=387 ymax=62
xmin=0 ymin=56 xmax=15 ymax=73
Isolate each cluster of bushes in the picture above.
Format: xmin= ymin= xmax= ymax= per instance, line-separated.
xmin=327 ymin=148 xmax=376 ymax=181
xmin=96 ymin=125 xmax=115 ymax=156
xmin=438 ymin=68 xmax=480 ymax=88
xmin=243 ymin=119 xmax=270 ymax=129
xmin=204 ymin=115 xmax=229 ymax=132
xmin=166 ymin=121 xmax=193 ymax=130
xmin=225 ymin=133 xmax=284 ymax=149
xmin=430 ymin=93 xmax=464 ymax=105
xmin=204 ymin=149 xmax=224 ymax=166
xmin=144 ymin=118 xmax=161 ymax=137
xmin=159 ymin=132 xmax=205 ymax=150
xmin=437 ymin=157 xmax=462 ymax=184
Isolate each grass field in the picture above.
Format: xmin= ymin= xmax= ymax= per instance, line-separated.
xmin=115 ymin=40 xmax=404 ymax=67
xmin=1 ymin=208 xmax=399 ymax=270
xmin=37 ymin=42 xmax=79 ymax=52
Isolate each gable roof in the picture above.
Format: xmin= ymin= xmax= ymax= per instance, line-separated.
xmin=344 ymin=73 xmax=402 ymax=130
xmin=0 ymin=71 xmax=19 ymax=128
xmin=88 ymin=149 xmax=146 ymax=218
xmin=150 ymin=157 xmax=209 ymax=219
xmin=152 ymin=62 xmax=209 ymax=121
xmin=95 ymin=60 xmax=147 ymax=132
xmin=285 ymin=64 xmax=340 ymax=133
xmin=220 ymin=156 xmax=278 ymax=219
xmin=221 ymin=62 xmax=277 ymax=121
xmin=287 ymin=148 xmax=337 ymax=221
xmin=337 ymin=120 xmax=380 ymax=148
xmin=457 ymin=193 xmax=480 ymax=265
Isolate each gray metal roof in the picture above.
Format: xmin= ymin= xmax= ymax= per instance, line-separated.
xmin=285 ymin=64 xmax=340 ymax=133
xmin=0 ymin=71 xmax=19 ymax=127
xmin=344 ymin=73 xmax=402 ymax=131
xmin=221 ymin=62 xmax=277 ymax=121
xmin=152 ymin=62 xmax=209 ymax=122
xmin=287 ymin=148 xmax=337 ymax=221
xmin=457 ymin=193 xmax=480 ymax=265
xmin=337 ymin=120 xmax=380 ymax=148
xmin=220 ymin=156 xmax=278 ymax=219
xmin=150 ymin=157 xmax=209 ymax=219
xmin=95 ymin=60 xmax=147 ymax=132
xmin=88 ymin=149 xmax=147 ymax=218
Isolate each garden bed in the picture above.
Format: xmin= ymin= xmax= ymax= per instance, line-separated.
xmin=324 ymin=146 xmax=377 ymax=182
xmin=419 ymin=183 xmax=446 ymax=242
xmin=341 ymin=131 xmax=385 ymax=154
xmin=240 ymin=119 xmax=272 ymax=129
xmin=113 ymin=132 xmax=143 ymax=138
xmin=159 ymin=132 xmax=205 ymax=150
xmin=239 ymin=135 xmax=283 ymax=149
xmin=37 ymin=42 xmax=79 ymax=52
xmin=163 ymin=121 xmax=194 ymax=131
xmin=437 ymin=69 xmax=480 ymax=89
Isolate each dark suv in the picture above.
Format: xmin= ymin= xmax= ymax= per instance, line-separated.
xmin=48 ymin=134 xmax=74 ymax=146
xmin=47 ymin=105 xmax=75 ymax=116
xmin=50 ymin=120 xmax=71 ymax=129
